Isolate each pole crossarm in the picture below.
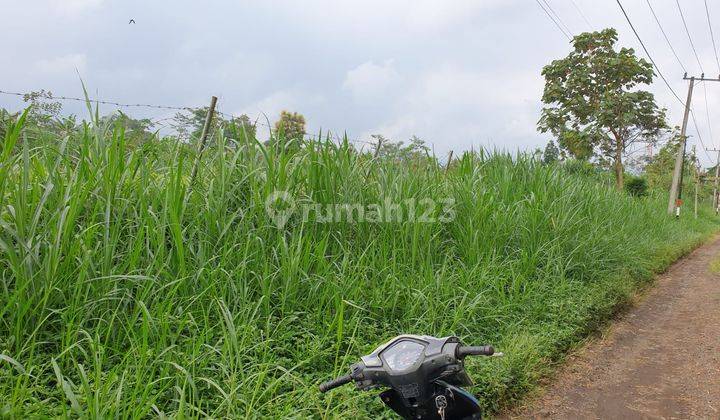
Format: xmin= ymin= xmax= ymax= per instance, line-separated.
xmin=683 ymin=73 xmax=720 ymax=82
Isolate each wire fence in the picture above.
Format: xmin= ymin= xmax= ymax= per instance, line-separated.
xmin=1 ymin=87 xmax=701 ymax=163
xmin=0 ymin=88 xmax=373 ymax=148
xmin=0 ymin=89 xmax=194 ymax=112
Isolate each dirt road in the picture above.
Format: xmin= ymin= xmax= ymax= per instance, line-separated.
xmin=510 ymin=237 xmax=720 ymax=419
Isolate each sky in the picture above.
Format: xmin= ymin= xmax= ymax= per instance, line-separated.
xmin=2 ymin=0 xmax=720 ymax=165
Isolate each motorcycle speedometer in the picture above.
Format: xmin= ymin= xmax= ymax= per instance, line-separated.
xmin=381 ymin=339 xmax=426 ymax=371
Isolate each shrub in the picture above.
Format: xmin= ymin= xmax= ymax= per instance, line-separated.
xmin=562 ymin=159 xmax=596 ymax=176
xmin=625 ymin=175 xmax=649 ymax=197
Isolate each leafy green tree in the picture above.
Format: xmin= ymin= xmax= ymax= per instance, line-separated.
xmin=368 ymin=134 xmax=431 ymax=162
xmin=172 ymin=107 xmax=217 ymax=141
xmin=403 ymin=135 xmax=431 ymax=161
xmin=1 ymin=93 xmax=78 ymax=143
xmin=274 ymin=111 xmax=306 ymax=141
xmin=267 ymin=111 xmax=306 ymax=152
xmin=643 ymin=129 xmax=702 ymax=200
xmin=172 ymin=108 xmax=256 ymax=146
xmin=543 ymin=140 xmax=559 ymax=164
xmin=370 ymin=134 xmax=396 ymax=158
xmin=538 ymin=28 xmax=667 ymax=189
xmin=644 ymin=130 xmax=680 ymax=191
xmin=225 ymin=114 xmax=257 ymax=146
xmin=22 ymin=90 xmax=63 ymax=127
xmin=103 ymin=111 xmax=155 ymax=145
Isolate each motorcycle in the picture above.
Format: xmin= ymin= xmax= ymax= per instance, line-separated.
xmin=319 ymin=335 xmax=501 ymax=420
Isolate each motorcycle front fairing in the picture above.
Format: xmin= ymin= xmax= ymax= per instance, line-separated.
xmin=350 ymin=335 xmax=480 ymax=417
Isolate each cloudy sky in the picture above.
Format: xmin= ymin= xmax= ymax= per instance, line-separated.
xmin=2 ymin=0 xmax=720 ymax=164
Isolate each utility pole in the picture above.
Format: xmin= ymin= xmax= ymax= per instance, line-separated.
xmin=668 ymin=74 xmax=720 ymax=216
xmin=668 ymin=76 xmax=695 ymax=216
xmin=707 ymin=147 xmax=720 ymax=213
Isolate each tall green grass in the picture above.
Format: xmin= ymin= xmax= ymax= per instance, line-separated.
xmin=0 ymin=110 xmax=717 ymax=418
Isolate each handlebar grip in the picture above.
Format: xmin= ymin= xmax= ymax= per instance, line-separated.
xmin=456 ymin=345 xmax=495 ymax=357
xmin=318 ymin=374 xmax=353 ymax=393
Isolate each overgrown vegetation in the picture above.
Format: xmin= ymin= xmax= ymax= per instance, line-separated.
xmin=0 ymin=108 xmax=717 ymax=418
xmin=625 ymin=175 xmax=649 ymax=197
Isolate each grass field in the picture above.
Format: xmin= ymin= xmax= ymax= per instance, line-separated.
xmin=1 ymin=110 xmax=717 ymax=418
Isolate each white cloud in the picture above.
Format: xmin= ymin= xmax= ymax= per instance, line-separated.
xmin=238 ymin=90 xmax=300 ymax=121
xmin=405 ymin=65 xmax=541 ymax=109
xmin=343 ymin=60 xmax=400 ymax=100
xmin=35 ymin=53 xmax=87 ymax=74
xmin=259 ymin=0 xmax=507 ymax=36
xmin=235 ymin=89 xmax=325 ymax=140
xmin=401 ymin=0 xmax=504 ymax=29
xmin=359 ymin=65 xmax=545 ymax=153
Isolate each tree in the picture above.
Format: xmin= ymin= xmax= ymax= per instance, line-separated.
xmin=268 ymin=111 xmax=306 ymax=152
xmin=103 ymin=111 xmax=155 ymax=145
xmin=172 ymin=107 xmax=218 ymax=142
xmin=22 ymin=90 xmax=63 ymax=127
xmin=367 ymin=134 xmax=431 ymax=162
xmin=274 ymin=111 xmax=306 ymax=141
xmin=402 ymin=135 xmax=430 ymax=161
xmin=543 ymin=140 xmax=559 ymax=164
xmin=538 ymin=28 xmax=668 ymax=190
xmin=225 ymin=114 xmax=257 ymax=146
xmin=172 ymin=108 xmax=256 ymax=146
xmin=644 ymin=127 xmax=690 ymax=190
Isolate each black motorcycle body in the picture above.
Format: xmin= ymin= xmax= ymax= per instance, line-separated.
xmin=380 ymin=380 xmax=481 ymax=419
xmin=319 ymin=334 xmax=497 ymax=420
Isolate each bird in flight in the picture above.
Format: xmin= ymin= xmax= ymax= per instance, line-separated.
xmin=129 ymin=19 xmax=136 ymax=24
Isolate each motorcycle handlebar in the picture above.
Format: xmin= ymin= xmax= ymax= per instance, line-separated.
xmin=318 ymin=374 xmax=353 ymax=393
xmin=456 ymin=345 xmax=494 ymax=358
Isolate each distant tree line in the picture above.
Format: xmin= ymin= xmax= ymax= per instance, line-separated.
xmin=1 ymin=94 xmax=437 ymax=168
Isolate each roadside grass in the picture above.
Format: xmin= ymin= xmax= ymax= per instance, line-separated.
xmin=0 ymin=110 xmax=717 ymax=418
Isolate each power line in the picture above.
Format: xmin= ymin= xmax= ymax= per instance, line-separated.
xmin=534 ymin=0 xmax=571 ymax=40
xmin=0 ymin=89 xmax=194 ymax=112
xmin=661 ymin=0 xmax=718 ymax=150
xmin=540 ymin=0 xmax=573 ymax=37
xmin=617 ymin=1 xmax=713 ymax=162
xmin=615 ymin=0 xmax=685 ymax=106
xmin=702 ymin=83 xmax=716 ymax=149
xmin=675 ymin=0 xmax=704 ymax=74
xmin=690 ymin=107 xmax=713 ymax=160
xmin=674 ymin=0 xmax=717 ymax=151
xmin=673 ymin=1 xmax=717 ymax=153
xmin=645 ymin=0 xmax=687 ymax=73
xmin=704 ymin=0 xmax=720 ymax=75
xmin=703 ymin=1 xmax=720 ymax=151
xmin=569 ymin=0 xmax=592 ymax=30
